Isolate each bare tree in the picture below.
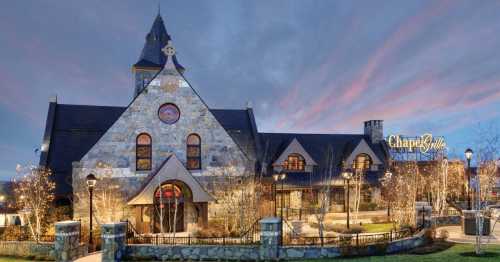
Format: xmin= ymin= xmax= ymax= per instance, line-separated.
xmin=13 ymin=165 xmax=55 ymax=241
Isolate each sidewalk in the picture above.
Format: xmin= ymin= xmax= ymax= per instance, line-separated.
xmin=439 ymin=224 xmax=500 ymax=244
xmin=74 ymin=252 xmax=101 ymax=262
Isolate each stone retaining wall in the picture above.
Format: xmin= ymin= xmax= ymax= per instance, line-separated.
xmin=280 ymin=230 xmax=427 ymax=259
xmin=125 ymin=245 xmax=260 ymax=261
xmin=124 ymin=231 xmax=428 ymax=261
xmin=0 ymin=241 xmax=54 ymax=260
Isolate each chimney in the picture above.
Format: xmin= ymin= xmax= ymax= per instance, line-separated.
xmin=364 ymin=120 xmax=383 ymax=143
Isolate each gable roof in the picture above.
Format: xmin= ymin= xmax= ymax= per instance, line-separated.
xmin=258 ymin=132 xmax=388 ymax=184
xmin=127 ymin=154 xmax=214 ymax=205
xmin=40 ymin=104 xmax=126 ymax=196
xmin=273 ymin=138 xmax=318 ymax=167
xmin=39 ymin=103 xmax=258 ymax=196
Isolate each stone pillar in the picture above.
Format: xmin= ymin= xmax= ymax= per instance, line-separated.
xmin=259 ymin=217 xmax=281 ymax=260
xmin=54 ymin=220 xmax=81 ymax=262
xmin=101 ymin=222 xmax=127 ymax=262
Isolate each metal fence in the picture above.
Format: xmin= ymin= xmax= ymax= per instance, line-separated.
xmin=283 ymin=229 xmax=413 ymax=246
xmin=127 ymin=219 xmax=261 ymax=246
xmin=127 ymin=235 xmax=258 ymax=245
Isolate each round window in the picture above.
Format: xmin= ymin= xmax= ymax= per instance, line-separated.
xmin=158 ymin=103 xmax=180 ymax=124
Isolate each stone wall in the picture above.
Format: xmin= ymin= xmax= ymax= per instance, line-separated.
xmin=279 ymin=230 xmax=427 ymax=259
xmin=126 ymin=245 xmax=260 ymax=261
xmin=123 ymin=231 xmax=428 ymax=261
xmin=0 ymin=241 xmax=54 ymax=260
xmin=72 ymin=56 xmax=249 ymax=222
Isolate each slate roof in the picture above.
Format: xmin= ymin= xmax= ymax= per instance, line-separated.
xmin=134 ymin=14 xmax=184 ymax=72
xmin=40 ymin=104 xmax=258 ymax=197
xmin=258 ymin=133 xmax=388 ymax=186
xmin=42 ymin=104 xmax=126 ymax=196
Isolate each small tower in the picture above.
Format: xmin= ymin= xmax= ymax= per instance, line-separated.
xmin=364 ymin=120 xmax=384 ymax=143
xmin=132 ymin=13 xmax=185 ymax=98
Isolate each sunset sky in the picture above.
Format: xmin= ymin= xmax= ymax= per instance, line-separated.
xmin=1 ymin=0 xmax=499 ymax=180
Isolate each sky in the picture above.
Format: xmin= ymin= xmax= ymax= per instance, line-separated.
xmin=0 ymin=0 xmax=499 ymax=180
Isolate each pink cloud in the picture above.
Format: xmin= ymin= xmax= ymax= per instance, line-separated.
xmin=285 ymin=0 xmax=454 ymax=130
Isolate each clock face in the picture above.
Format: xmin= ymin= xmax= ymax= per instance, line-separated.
xmin=158 ymin=103 xmax=180 ymax=124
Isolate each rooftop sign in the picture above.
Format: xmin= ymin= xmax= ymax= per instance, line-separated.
xmin=387 ymin=134 xmax=446 ymax=153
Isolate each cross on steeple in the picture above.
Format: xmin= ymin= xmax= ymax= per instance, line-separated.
xmin=162 ymin=41 xmax=176 ymax=57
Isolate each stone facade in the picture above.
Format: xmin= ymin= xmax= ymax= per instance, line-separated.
xmin=0 ymin=241 xmax=54 ymax=260
xmin=72 ymin=51 xmax=249 ymax=225
xmin=101 ymin=222 xmax=127 ymax=262
xmin=54 ymin=220 xmax=86 ymax=262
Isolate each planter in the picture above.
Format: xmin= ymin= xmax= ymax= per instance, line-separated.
xmin=461 ymin=210 xmax=490 ymax=236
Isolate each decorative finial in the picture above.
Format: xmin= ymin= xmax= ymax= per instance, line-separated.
xmin=162 ymin=40 xmax=176 ymax=57
xmin=158 ymin=1 xmax=161 ymax=16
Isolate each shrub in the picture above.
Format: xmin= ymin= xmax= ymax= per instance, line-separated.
xmin=1 ymin=225 xmax=28 ymax=240
xmin=438 ymin=229 xmax=449 ymax=240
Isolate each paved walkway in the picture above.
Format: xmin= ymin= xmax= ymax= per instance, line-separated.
xmin=439 ymin=223 xmax=500 ymax=244
xmin=74 ymin=252 xmax=101 ymax=262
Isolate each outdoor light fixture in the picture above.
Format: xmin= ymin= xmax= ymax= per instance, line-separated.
xmin=464 ymin=148 xmax=473 ymax=210
xmin=342 ymin=168 xmax=353 ymax=229
xmin=86 ymin=173 xmax=97 ymax=188
xmin=86 ymin=173 xmax=97 ymax=250
xmin=465 ymin=148 xmax=473 ymax=161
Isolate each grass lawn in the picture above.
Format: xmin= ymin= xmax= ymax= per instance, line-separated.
xmin=362 ymin=223 xmax=394 ymax=233
xmin=0 ymin=257 xmax=40 ymax=262
xmin=299 ymin=243 xmax=500 ymax=261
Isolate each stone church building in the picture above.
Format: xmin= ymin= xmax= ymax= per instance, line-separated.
xmin=38 ymin=14 xmax=389 ymax=234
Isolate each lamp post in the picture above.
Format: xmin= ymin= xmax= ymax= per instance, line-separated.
xmin=86 ymin=174 xmax=97 ymax=248
xmin=465 ymin=148 xmax=473 ymax=210
xmin=342 ymin=168 xmax=353 ymax=229
xmin=273 ymin=169 xmax=286 ymax=245
xmin=383 ymin=171 xmax=392 ymax=218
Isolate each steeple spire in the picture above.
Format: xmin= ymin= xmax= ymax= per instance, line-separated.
xmin=132 ymin=13 xmax=185 ymax=98
xmin=133 ymin=13 xmax=184 ymax=72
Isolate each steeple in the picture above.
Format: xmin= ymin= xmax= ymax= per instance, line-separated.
xmin=133 ymin=13 xmax=184 ymax=97
xmin=134 ymin=14 xmax=184 ymax=71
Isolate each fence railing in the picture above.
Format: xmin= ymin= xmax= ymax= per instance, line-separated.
xmin=128 ymin=219 xmax=261 ymax=246
xmin=127 ymin=235 xmax=258 ymax=245
xmin=283 ymin=229 xmax=413 ymax=246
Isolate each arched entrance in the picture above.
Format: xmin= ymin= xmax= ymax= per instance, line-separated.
xmin=153 ymin=181 xmax=192 ymax=233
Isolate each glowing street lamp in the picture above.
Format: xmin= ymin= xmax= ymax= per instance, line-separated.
xmin=86 ymin=174 xmax=97 ymax=248
xmin=342 ymin=168 xmax=353 ymax=229
xmin=465 ymin=148 xmax=473 ymax=210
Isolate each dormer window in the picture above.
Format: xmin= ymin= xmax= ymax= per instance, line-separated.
xmin=284 ymin=154 xmax=305 ymax=171
xmin=353 ymin=153 xmax=372 ymax=171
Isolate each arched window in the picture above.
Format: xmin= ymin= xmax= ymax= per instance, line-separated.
xmin=136 ymin=133 xmax=152 ymax=171
xmin=186 ymin=134 xmax=201 ymax=170
xmin=353 ymin=153 xmax=372 ymax=171
xmin=285 ymin=153 xmax=305 ymax=171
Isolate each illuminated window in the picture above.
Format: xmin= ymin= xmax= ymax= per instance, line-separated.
xmin=353 ymin=153 xmax=372 ymax=171
xmin=284 ymin=154 xmax=305 ymax=171
xmin=136 ymin=133 xmax=152 ymax=171
xmin=155 ymin=183 xmax=183 ymax=200
xmin=186 ymin=134 xmax=201 ymax=170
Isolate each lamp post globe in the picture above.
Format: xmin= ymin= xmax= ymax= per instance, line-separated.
xmin=86 ymin=174 xmax=97 ymax=249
